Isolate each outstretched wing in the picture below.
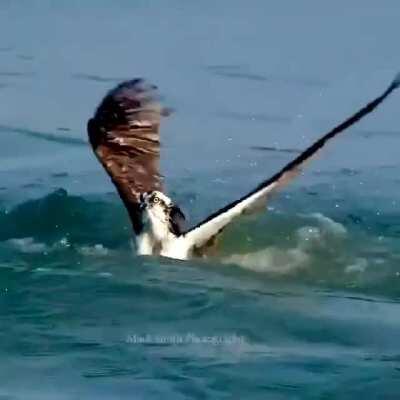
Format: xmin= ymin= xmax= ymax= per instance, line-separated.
xmin=87 ymin=79 xmax=168 ymax=233
xmin=183 ymin=74 xmax=400 ymax=250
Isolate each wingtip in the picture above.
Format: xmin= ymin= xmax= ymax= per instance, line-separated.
xmin=391 ymin=72 xmax=400 ymax=90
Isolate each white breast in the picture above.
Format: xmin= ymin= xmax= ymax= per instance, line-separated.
xmin=136 ymin=231 xmax=191 ymax=260
xmin=159 ymin=236 xmax=191 ymax=260
xmin=136 ymin=232 xmax=155 ymax=256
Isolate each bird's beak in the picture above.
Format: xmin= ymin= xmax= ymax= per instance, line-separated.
xmin=139 ymin=193 xmax=146 ymax=211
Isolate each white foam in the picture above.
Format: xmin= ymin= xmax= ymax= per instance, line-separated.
xmin=4 ymin=237 xmax=110 ymax=259
xmin=6 ymin=237 xmax=48 ymax=253
xmin=296 ymin=213 xmax=347 ymax=251
xmin=223 ymin=246 xmax=309 ymax=274
xmin=222 ymin=213 xmax=347 ymax=273
xmin=345 ymin=258 xmax=368 ymax=274
xmin=309 ymin=213 xmax=347 ymax=236
xmin=78 ymin=244 xmax=109 ymax=257
xmin=296 ymin=226 xmax=322 ymax=250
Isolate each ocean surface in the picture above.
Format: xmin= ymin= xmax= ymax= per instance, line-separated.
xmin=1 ymin=1 xmax=400 ymax=398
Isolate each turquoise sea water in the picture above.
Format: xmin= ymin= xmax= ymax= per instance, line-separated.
xmin=1 ymin=1 xmax=400 ymax=398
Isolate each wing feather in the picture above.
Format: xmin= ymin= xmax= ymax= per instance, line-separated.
xmin=183 ymin=75 xmax=400 ymax=249
xmin=87 ymin=79 xmax=166 ymax=233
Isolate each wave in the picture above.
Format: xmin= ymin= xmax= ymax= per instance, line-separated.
xmin=0 ymin=189 xmax=399 ymax=297
xmin=0 ymin=188 xmax=131 ymax=247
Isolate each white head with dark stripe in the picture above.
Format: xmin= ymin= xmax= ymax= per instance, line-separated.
xmin=140 ymin=190 xmax=185 ymax=239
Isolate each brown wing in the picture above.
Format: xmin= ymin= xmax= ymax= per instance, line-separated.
xmin=87 ymin=79 xmax=168 ymax=233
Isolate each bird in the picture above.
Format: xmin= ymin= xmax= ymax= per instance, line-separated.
xmin=87 ymin=75 xmax=399 ymax=260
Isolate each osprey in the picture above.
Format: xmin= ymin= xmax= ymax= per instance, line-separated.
xmin=88 ymin=76 xmax=399 ymax=260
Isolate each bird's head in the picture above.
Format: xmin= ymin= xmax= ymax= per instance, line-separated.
xmin=140 ymin=191 xmax=185 ymax=236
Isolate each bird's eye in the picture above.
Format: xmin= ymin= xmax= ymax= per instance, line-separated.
xmin=153 ymin=196 xmax=160 ymax=204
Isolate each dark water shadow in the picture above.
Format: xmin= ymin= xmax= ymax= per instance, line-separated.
xmin=0 ymin=124 xmax=87 ymax=147
xmin=72 ymin=73 xmax=126 ymax=83
xmin=206 ymin=65 xmax=329 ymax=88
xmin=206 ymin=65 xmax=268 ymax=82
xmin=0 ymin=71 xmax=34 ymax=78
xmin=16 ymin=54 xmax=34 ymax=61
xmin=250 ymin=145 xmax=301 ymax=154
xmin=0 ymin=46 xmax=13 ymax=52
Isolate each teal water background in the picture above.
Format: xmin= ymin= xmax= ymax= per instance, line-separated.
xmin=1 ymin=1 xmax=400 ymax=398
